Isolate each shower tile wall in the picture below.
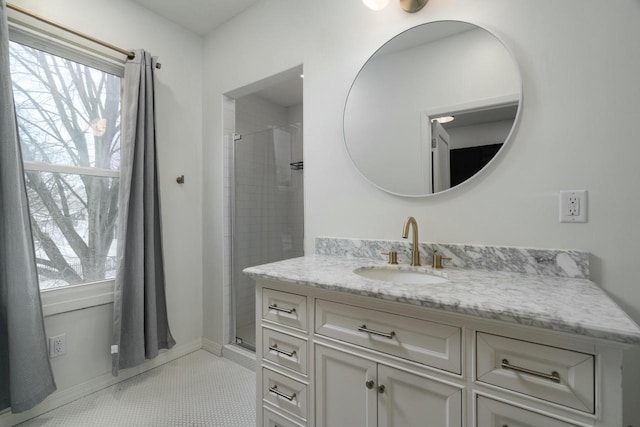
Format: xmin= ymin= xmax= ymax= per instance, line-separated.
xmin=228 ymin=94 xmax=304 ymax=348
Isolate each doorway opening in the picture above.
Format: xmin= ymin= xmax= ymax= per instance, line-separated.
xmin=223 ymin=65 xmax=304 ymax=353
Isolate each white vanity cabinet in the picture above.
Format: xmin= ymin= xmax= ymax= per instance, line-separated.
xmin=255 ymin=279 xmax=628 ymax=427
xmin=315 ymin=342 xmax=462 ymax=427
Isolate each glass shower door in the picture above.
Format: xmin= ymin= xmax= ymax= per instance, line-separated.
xmin=232 ymin=124 xmax=303 ymax=350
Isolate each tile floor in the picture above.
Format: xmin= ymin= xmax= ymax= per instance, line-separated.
xmin=18 ymin=351 xmax=256 ymax=427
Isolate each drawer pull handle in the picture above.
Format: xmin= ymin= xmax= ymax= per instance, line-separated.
xmin=358 ymin=324 xmax=396 ymax=339
xmin=268 ymin=303 xmax=296 ymax=314
xmin=501 ymin=358 xmax=561 ymax=383
xmin=269 ymin=385 xmax=296 ymax=401
xmin=269 ymin=344 xmax=297 ymax=358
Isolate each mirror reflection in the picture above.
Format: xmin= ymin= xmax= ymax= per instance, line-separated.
xmin=344 ymin=21 xmax=522 ymax=196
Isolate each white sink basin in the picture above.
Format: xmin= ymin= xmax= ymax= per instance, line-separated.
xmin=354 ymin=266 xmax=448 ymax=285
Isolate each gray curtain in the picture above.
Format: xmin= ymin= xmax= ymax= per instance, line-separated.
xmin=0 ymin=0 xmax=56 ymax=413
xmin=112 ymin=50 xmax=175 ymax=376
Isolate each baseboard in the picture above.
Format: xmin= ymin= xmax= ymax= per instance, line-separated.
xmin=202 ymin=337 xmax=223 ymax=356
xmin=0 ymin=339 xmax=202 ymax=427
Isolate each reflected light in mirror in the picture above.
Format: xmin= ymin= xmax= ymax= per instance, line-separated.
xmin=363 ymin=0 xmax=391 ymax=11
xmin=431 ymin=116 xmax=455 ymax=124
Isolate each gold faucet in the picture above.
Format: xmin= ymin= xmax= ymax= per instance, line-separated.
xmin=431 ymin=250 xmax=452 ymax=269
xmin=402 ymin=216 xmax=420 ymax=266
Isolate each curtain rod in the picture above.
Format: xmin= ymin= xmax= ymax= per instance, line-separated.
xmin=6 ymin=2 xmax=161 ymax=69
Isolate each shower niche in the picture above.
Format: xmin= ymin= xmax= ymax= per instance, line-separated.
xmin=224 ymin=66 xmax=304 ymax=351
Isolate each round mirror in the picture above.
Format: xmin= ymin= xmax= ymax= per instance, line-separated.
xmin=344 ymin=21 xmax=522 ymax=197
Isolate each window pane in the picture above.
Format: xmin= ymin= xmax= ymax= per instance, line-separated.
xmin=9 ymin=41 xmax=121 ymax=171
xmin=25 ymin=171 xmax=118 ymax=290
xmin=9 ymin=39 xmax=122 ymax=291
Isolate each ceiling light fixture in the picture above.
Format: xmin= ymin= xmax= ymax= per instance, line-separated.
xmin=399 ymin=0 xmax=428 ymax=13
xmin=363 ymin=0 xmax=428 ymax=13
xmin=362 ymin=0 xmax=390 ymax=10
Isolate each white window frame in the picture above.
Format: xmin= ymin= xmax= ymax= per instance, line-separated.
xmin=8 ymin=13 xmax=125 ymax=315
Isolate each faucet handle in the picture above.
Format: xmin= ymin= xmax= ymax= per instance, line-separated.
xmin=382 ymin=251 xmax=398 ymax=265
xmin=431 ymin=251 xmax=452 ymax=269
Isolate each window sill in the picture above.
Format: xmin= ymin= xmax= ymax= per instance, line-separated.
xmin=41 ymin=280 xmax=115 ymax=317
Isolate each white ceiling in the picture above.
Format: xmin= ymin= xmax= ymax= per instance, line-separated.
xmin=443 ymin=105 xmax=518 ymax=129
xmin=130 ymin=0 xmax=261 ymax=36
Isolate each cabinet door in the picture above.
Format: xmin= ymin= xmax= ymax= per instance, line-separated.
xmin=315 ymin=345 xmax=377 ymax=427
xmin=377 ymin=365 xmax=462 ymax=427
xmin=476 ymin=396 xmax=580 ymax=427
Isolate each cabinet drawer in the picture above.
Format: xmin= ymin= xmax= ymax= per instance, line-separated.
xmin=263 ymin=327 xmax=308 ymax=375
xmin=476 ymin=332 xmax=594 ymax=413
xmin=477 ymin=396 xmax=580 ymax=427
xmin=262 ymin=368 xmax=308 ymax=421
xmin=263 ymin=406 xmax=305 ymax=427
xmin=315 ymin=299 xmax=461 ymax=374
xmin=262 ymin=289 xmax=307 ymax=331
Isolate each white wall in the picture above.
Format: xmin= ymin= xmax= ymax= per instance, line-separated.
xmin=236 ymin=94 xmax=289 ymax=134
xmin=3 ymin=1 xmax=204 ymax=423
xmin=202 ymin=0 xmax=640 ymax=423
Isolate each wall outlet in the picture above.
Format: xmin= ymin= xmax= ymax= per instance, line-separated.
xmin=49 ymin=334 xmax=66 ymax=358
xmin=559 ymin=190 xmax=587 ymax=223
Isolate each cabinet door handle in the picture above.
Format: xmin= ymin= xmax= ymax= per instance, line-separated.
xmin=269 ymin=385 xmax=296 ymax=401
xmin=365 ymin=380 xmax=375 ymax=389
xmin=358 ymin=324 xmax=396 ymax=339
xmin=501 ymin=358 xmax=561 ymax=383
xmin=268 ymin=303 xmax=296 ymax=314
xmin=269 ymin=344 xmax=297 ymax=358
xmin=377 ymin=384 xmax=386 ymax=394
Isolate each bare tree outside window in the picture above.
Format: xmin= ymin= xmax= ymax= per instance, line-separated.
xmin=9 ymin=41 xmax=121 ymax=290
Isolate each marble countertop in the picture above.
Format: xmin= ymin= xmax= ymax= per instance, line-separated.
xmin=244 ymin=255 xmax=640 ymax=345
